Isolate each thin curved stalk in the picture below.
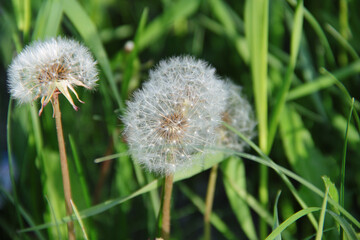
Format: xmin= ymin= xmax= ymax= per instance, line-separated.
xmin=204 ymin=164 xmax=219 ymax=240
xmin=52 ymin=92 xmax=75 ymax=240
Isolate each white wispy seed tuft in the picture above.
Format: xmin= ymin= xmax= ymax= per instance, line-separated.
xmin=123 ymin=56 xmax=228 ymax=176
xmin=217 ymin=80 xmax=257 ymax=151
xmin=7 ymin=37 xmax=98 ymax=115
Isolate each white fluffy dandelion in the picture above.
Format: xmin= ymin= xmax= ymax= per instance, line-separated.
xmin=217 ymin=81 xmax=257 ymax=151
xmin=7 ymin=37 xmax=98 ymax=115
xmin=123 ymin=56 xmax=228 ymax=176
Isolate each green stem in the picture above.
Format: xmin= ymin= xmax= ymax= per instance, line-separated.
xmin=204 ymin=164 xmax=219 ymax=240
xmin=53 ymin=93 xmax=75 ymax=240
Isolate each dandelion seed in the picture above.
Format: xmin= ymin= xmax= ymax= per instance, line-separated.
xmin=7 ymin=37 xmax=98 ymax=115
xmin=217 ymin=81 xmax=257 ymax=151
xmin=123 ymin=56 xmax=228 ymax=176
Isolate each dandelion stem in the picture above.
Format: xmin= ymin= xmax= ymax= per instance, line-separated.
xmin=161 ymin=174 xmax=174 ymax=240
xmin=53 ymin=92 xmax=75 ymax=240
xmin=204 ymin=164 xmax=219 ymax=240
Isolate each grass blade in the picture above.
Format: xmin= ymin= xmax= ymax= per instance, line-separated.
xmin=245 ymin=0 xmax=269 ymax=237
xmin=32 ymin=0 xmax=63 ymax=40
xmin=273 ymin=191 xmax=282 ymax=240
xmin=224 ymin=122 xmax=319 ymax=230
xmin=265 ymin=207 xmax=321 ymax=240
xmin=121 ymin=8 xmax=148 ymax=99
xmin=179 ymin=183 xmax=237 ymax=240
xmin=137 ymin=0 xmax=201 ymax=51
xmin=70 ymin=200 xmax=88 ymax=240
xmin=209 ymin=0 xmax=237 ymax=37
xmin=322 ymin=176 xmax=340 ymax=215
xmin=222 ymin=157 xmax=258 ymax=240
xmin=224 ymin=150 xmax=360 ymax=230
xmin=68 ymin=135 xmax=91 ymax=208
xmin=315 ymin=186 xmax=329 ymax=240
xmin=18 ymin=152 xmax=226 ymax=233
xmin=45 ymin=195 xmax=62 ymax=240
xmin=61 ymin=0 xmax=124 ymax=110
xmin=6 ymin=99 xmax=24 ymax=231
xmin=245 ymin=0 xmax=269 ymax=152
xmin=327 ymin=210 xmax=358 ymax=240
xmin=0 ymin=186 xmax=45 ymax=240
xmin=340 ymin=98 xmax=354 ymax=239
xmin=287 ymin=60 xmax=360 ymax=100
xmin=340 ymin=98 xmax=354 ymax=210
xmin=286 ymin=0 xmax=335 ymax=65
xmin=325 ymin=24 xmax=359 ymax=60
xmin=268 ymin=0 xmax=304 ymax=149
xmin=222 ymin=171 xmax=273 ymax=226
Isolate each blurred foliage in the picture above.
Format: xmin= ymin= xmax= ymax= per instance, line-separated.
xmin=1 ymin=0 xmax=360 ymax=239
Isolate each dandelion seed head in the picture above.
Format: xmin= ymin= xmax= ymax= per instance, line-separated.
xmin=7 ymin=37 xmax=98 ymax=114
xmin=217 ymin=81 xmax=257 ymax=151
xmin=123 ymin=56 xmax=228 ymax=176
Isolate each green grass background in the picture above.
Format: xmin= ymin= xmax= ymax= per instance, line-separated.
xmin=0 ymin=0 xmax=360 ymax=239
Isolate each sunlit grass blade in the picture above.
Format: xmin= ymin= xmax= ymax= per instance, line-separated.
xmin=245 ymin=0 xmax=269 ymax=237
xmin=221 ymin=123 xmax=360 ymax=228
xmin=209 ymin=0 xmax=237 ymax=37
xmin=18 ymin=152 xmax=226 ymax=233
xmin=315 ymin=186 xmax=328 ymax=240
xmin=224 ymin=122 xmax=319 ymax=230
xmin=179 ymin=183 xmax=237 ymax=240
xmin=11 ymin=0 xmax=31 ymax=42
xmin=137 ymin=0 xmax=201 ymax=51
xmin=286 ymin=0 xmax=335 ymax=65
xmin=227 ymin=150 xmax=360 ymax=229
xmin=94 ymin=153 xmax=129 ymax=163
xmin=327 ymin=210 xmax=358 ymax=240
xmin=222 ymin=170 xmax=273 ymax=226
xmin=244 ymin=0 xmax=268 ymax=152
xmin=68 ymin=135 xmax=91 ymax=208
xmin=45 ymin=195 xmax=62 ymax=240
xmin=222 ymin=157 xmax=258 ymax=240
xmin=279 ymin=105 xmax=330 ymax=195
xmin=287 ymin=60 xmax=360 ymax=100
xmin=322 ymin=176 xmax=340 ymax=215
xmin=268 ymin=0 xmax=304 ymax=150
xmin=265 ymin=207 xmax=321 ymax=240
xmin=32 ymin=0 xmax=63 ymax=40
xmin=1 ymin=8 xmax=22 ymax=53
xmin=70 ymin=200 xmax=88 ymax=240
xmin=121 ymin=8 xmax=148 ymax=99
xmin=273 ymin=191 xmax=282 ymax=240
xmin=61 ymin=0 xmax=124 ymax=110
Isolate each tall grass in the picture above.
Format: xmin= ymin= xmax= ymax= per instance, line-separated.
xmin=1 ymin=0 xmax=360 ymax=239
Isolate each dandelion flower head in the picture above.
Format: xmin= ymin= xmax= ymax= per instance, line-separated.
xmin=217 ymin=81 xmax=257 ymax=151
xmin=123 ymin=56 xmax=228 ymax=176
xmin=7 ymin=37 xmax=98 ymax=115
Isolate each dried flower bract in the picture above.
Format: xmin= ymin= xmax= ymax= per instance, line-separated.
xmin=7 ymin=37 xmax=98 ymax=115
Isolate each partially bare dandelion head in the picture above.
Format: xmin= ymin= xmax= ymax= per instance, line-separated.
xmin=7 ymin=37 xmax=98 ymax=115
xmin=217 ymin=81 xmax=257 ymax=151
xmin=123 ymin=56 xmax=228 ymax=176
